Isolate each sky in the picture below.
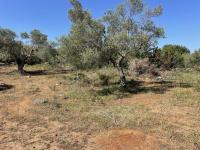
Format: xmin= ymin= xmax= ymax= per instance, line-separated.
xmin=0 ymin=0 xmax=200 ymax=51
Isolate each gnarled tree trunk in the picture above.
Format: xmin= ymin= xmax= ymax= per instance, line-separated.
xmin=117 ymin=55 xmax=128 ymax=88
xmin=16 ymin=59 xmax=25 ymax=75
xmin=116 ymin=65 xmax=127 ymax=88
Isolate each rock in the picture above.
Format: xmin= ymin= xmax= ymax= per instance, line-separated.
xmin=55 ymin=82 xmax=62 ymax=86
xmin=156 ymin=76 xmax=164 ymax=82
xmin=64 ymin=96 xmax=69 ymax=100
xmin=32 ymin=99 xmax=49 ymax=105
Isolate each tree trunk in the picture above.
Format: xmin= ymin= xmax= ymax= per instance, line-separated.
xmin=16 ymin=59 xmax=25 ymax=75
xmin=117 ymin=66 xmax=127 ymax=88
xmin=17 ymin=63 xmax=25 ymax=75
xmin=117 ymin=56 xmax=127 ymax=88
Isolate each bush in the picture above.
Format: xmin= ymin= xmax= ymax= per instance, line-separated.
xmin=81 ymin=49 xmax=101 ymax=69
xmin=98 ymin=73 xmax=112 ymax=85
xmin=150 ymin=45 xmax=190 ymax=69
xmin=129 ymin=59 xmax=161 ymax=77
xmin=67 ymin=72 xmax=91 ymax=84
xmin=0 ymin=51 xmax=14 ymax=64
xmin=26 ymin=55 xmax=42 ymax=65
xmin=189 ymin=49 xmax=200 ymax=69
xmin=59 ymin=37 xmax=103 ymax=70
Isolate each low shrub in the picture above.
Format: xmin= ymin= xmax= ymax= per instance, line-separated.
xmin=98 ymin=73 xmax=112 ymax=85
xmin=129 ymin=59 xmax=161 ymax=77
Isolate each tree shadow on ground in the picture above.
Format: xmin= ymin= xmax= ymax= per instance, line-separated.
xmin=6 ymin=69 xmax=74 ymax=76
xmin=97 ymin=79 xmax=192 ymax=97
xmin=25 ymin=70 xmax=72 ymax=76
xmin=0 ymin=83 xmax=13 ymax=91
xmin=125 ymin=80 xmax=192 ymax=94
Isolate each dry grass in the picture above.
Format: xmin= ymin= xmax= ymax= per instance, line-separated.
xmin=0 ymin=65 xmax=200 ymax=149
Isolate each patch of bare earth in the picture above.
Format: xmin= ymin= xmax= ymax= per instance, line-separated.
xmin=87 ymin=129 xmax=161 ymax=150
xmin=0 ymin=66 xmax=74 ymax=149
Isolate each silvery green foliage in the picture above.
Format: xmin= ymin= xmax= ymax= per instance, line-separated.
xmin=103 ymin=0 xmax=164 ymax=60
xmin=0 ymin=28 xmax=49 ymax=74
xmin=59 ymin=0 xmax=105 ymax=69
xmin=60 ymin=0 xmax=164 ymax=87
xmin=102 ymin=0 xmax=164 ymax=86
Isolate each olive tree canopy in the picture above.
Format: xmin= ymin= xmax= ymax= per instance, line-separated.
xmin=0 ymin=28 xmax=48 ymax=74
xmin=102 ymin=0 xmax=164 ymax=86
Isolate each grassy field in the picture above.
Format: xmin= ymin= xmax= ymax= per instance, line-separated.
xmin=0 ymin=65 xmax=200 ymax=150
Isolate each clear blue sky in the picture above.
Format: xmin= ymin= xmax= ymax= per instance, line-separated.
xmin=0 ymin=0 xmax=200 ymax=51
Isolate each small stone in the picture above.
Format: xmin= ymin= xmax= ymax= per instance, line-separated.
xmin=156 ymin=76 xmax=164 ymax=82
xmin=32 ymin=99 xmax=49 ymax=105
xmin=64 ymin=96 xmax=69 ymax=100
xmin=27 ymin=75 xmax=31 ymax=78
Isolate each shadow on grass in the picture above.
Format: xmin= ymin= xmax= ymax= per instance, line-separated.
xmin=126 ymin=80 xmax=192 ymax=94
xmin=97 ymin=80 xmax=192 ymax=97
xmin=0 ymin=83 xmax=13 ymax=91
xmin=6 ymin=69 xmax=74 ymax=76
xmin=25 ymin=69 xmax=74 ymax=76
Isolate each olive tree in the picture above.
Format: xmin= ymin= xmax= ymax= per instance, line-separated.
xmin=0 ymin=29 xmax=16 ymax=64
xmin=0 ymin=28 xmax=48 ymax=74
xmin=59 ymin=0 xmax=104 ymax=69
xmin=102 ymin=0 xmax=164 ymax=87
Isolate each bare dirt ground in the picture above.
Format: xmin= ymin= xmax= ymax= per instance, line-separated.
xmin=0 ymin=66 xmax=70 ymax=149
xmin=0 ymin=65 xmax=200 ymax=150
xmin=87 ymin=129 xmax=161 ymax=150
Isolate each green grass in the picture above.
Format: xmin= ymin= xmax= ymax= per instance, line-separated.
xmin=83 ymin=105 xmax=162 ymax=130
xmin=167 ymin=69 xmax=200 ymax=91
xmin=170 ymin=89 xmax=200 ymax=107
xmin=166 ymin=69 xmax=200 ymax=107
xmin=24 ymin=63 xmax=53 ymax=71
